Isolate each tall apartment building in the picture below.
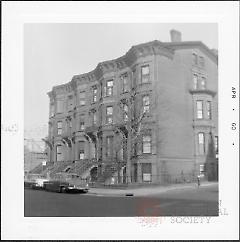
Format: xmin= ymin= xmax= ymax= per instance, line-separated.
xmin=44 ymin=30 xmax=218 ymax=184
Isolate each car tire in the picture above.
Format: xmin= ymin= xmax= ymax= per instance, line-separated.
xmin=59 ymin=186 xmax=65 ymax=193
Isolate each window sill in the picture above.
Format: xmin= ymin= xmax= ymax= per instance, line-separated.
xmin=139 ymin=82 xmax=152 ymax=86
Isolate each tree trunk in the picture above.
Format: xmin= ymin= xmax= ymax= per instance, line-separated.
xmin=126 ymin=124 xmax=132 ymax=184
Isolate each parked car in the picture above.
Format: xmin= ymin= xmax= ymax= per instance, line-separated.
xmin=24 ymin=180 xmax=37 ymax=189
xmin=64 ymin=183 xmax=89 ymax=193
xmin=47 ymin=172 xmax=89 ymax=193
xmin=31 ymin=178 xmax=49 ymax=190
xmin=43 ymin=180 xmax=70 ymax=193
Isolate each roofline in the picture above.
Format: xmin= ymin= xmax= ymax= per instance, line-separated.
xmin=163 ymin=41 xmax=218 ymax=63
xmin=49 ymin=40 xmax=217 ymax=92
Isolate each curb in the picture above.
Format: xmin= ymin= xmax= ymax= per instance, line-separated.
xmin=87 ymin=182 xmax=218 ymax=197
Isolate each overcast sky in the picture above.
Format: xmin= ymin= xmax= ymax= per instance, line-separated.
xmin=24 ymin=23 xmax=217 ymax=139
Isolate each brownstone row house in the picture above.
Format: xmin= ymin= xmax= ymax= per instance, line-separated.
xmin=44 ymin=30 xmax=218 ymax=184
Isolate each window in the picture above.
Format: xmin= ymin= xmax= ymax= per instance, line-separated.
xmin=93 ymin=111 xmax=97 ymax=125
xmin=79 ymin=115 xmax=85 ymax=130
xmin=201 ymin=77 xmax=206 ymax=89
xmin=56 ymin=145 xmax=63 ymax=161
xmin=214 ymin=136 xmax=218 ymax=154
xmin=141 ymin=65 xmax=150 ymax=83
xmin=192 ymin=53 xmax=198 ymax=65
xmin=92 ymin=86 xmax=97 ymax=103
xmin=106 ymin=80 xmax=113 ymax=96
xmin=193 ymin=74 xmax=198 ymax=89
xmin=68 ymin=96 xmax=73 ymax=111
xmin=199 ymin=56 xmax=205 ymax=68
xmin=50 ymin=103 xmax=54 ymax=117
xmin=79 ymin=141 xmax=85 ymax=160
xmin=80 ymin=121 xmax=85 ymax=130
xmin=79 ymin=91 xmax=86 ymax=106
xmin=206 ymin=101 xmax=212 ymax=119
xmin=143 ymin=95 xmax=150 ymax=113
xmin=142 ymin=163 xmax=152 ymax=182
xmin=198 ymin=132 xmax=205 ymax=154
xmin=132 ymin=69 xmax=137 ymax=87
xmin=106 ymin=106 xmax=113 ymax=124
xmin=106 ymin=136 xmax=113 ymax=157
xmin=123 ymin=104 xmax=128 ymax=122
xmin=196 ymin=101 xmax=203 ymax=119
xmin=56 ymin=100 xmax=64 ymax=113
xmin=90 ymin=110 xmax=97 ymax=125
xmin=57 ymin=121 xmax=62 ymax=135
xmin=200 ymin=164 xmax=205 ymax=176
xmin=121 ymin=73 xmax=129 ymax=93
xmin=142 ymin=134 xmax=151 ymax=154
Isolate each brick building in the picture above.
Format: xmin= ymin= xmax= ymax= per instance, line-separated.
xmin=44 ymin=30 xmax=218 ymax=184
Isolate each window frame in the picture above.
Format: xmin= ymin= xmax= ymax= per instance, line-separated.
xmin=196 ymin=100 xmax=204 ymax=119
xmin=67 ymin=95 xmax=74 ymax=111
xmin=214 ymin=136 xmax=219 ymax=154
xmin=192 ymin=53 xmax=198 ymax=65
xmin=206 ymin=101 xmax=212 ymax=120
xmin=106 ymin=106 xmax=113 ymax=124
xmin=92 ymin=86 xmax=98 ymax=103
xmin=193 ymin=74 xmax=198 ymax=90
xmin=79 ymin=150 xmax=85 ymax=160
xmin=199 ymin=56 xmax=205 ymax=68
xmin=121 ymin=73 xmax=129 ymax=93
xmin=198 ymin=132 xmax=205 ymax=155
xmin=106 ymin=136 xmax=114 ymax=157
xmin=57 ymin=121 xmax=63 ymax=135
xmin=142 ymin=95 xmax=150 ymax=113
xmin=141 ymin=65 xmax=150 ymax=84
xmin=56 ymin=100 xmax=64 ymax=114
xmin=142 ymin=134 xmax=152 ymax=154
xmin=50 ymin=103 xmax=55 ymax=117
xmin=79 ymin=141 xmax=85 ymax=160
xmin=56 ymin=144 xmax=62 ymax=161
xmin=79 ymin=91 xmax=86 ymax=106
xmin=123 ymin=103 xmax=128 ymax=122
xmin=106 ymin=80 xmax=114 ymax=97
xmin=201 ymin=76 xmax=206 ymax=89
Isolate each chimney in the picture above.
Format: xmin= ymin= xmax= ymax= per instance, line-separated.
xmin=170 ymin=29 xmax=182 ymax=42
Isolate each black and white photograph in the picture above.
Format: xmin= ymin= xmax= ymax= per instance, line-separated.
xmin=2 ymin=2 xmax=239 ymax=240
xmin=24 ymin=23 xmax=219 ymax=218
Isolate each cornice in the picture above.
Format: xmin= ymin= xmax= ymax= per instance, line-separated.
xmin=49 ymin=40 xmax=216 ymax=94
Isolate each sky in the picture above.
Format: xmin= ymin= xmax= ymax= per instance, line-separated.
xmin=24 ymin=23 xmax=218 ymax=139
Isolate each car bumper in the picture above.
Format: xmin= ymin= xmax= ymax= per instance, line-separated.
xmin=65 ymin=187 xmax=89 ymax=193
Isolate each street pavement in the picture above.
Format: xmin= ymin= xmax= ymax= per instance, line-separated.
xmin=24 ymin=182 xmax=218 ymax=217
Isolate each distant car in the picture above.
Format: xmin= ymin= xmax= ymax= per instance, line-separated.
xmin=31 ymin=178 xmax=49 ymax=190
xmin=24 ymin=180 xmax=37 ymax=189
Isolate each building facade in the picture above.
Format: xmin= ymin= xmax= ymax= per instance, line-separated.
xmin=45 ymin=30 xmax=218 ymax=184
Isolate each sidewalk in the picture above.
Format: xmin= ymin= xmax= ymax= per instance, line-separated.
xmin=88 ymin=181 xmax=218 ymax=197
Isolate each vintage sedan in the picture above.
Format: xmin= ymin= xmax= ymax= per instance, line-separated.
xmin=43 ymin=180 xmax=70 ymax=193
xmin=43 ymin=173 xmax=89 ymax=193
xmin=55 ymin=172 xmax=89 ymax=193
xmin=63 ymin=183 xmax=89 ymax=193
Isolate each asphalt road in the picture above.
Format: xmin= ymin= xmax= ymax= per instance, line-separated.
xmin=24 ymin=184 xmax=218 ymax=217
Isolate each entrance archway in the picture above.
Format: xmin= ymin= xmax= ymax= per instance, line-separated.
xmin=90 ymin=166 xmax=98 ymax=182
